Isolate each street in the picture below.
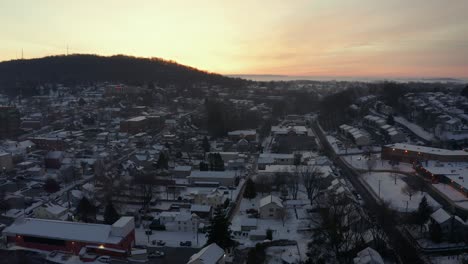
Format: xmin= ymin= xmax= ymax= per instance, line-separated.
xmin=311 ymin=121 xmax=426 ymax=264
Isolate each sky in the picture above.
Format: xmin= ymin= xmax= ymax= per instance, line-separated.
xmin=1 ymin=0 xmax=468 ymax=78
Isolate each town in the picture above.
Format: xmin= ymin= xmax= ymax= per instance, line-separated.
xmin=0 ymin=73 xmax=467 ymax=264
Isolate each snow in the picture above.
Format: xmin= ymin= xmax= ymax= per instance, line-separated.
xmin=135 ymin=228 xmax=207 ymax=248
xmin=429 ymin=256 xmax=465 ymax=264
xmin=394 ymin=116 xmax=434 ymax=141
xmin=343 ymin=154 xmax=414 ymax=172
xmin=433 ymin=183 xmax=468 ymax=202
xmin=326 ymin=135 xmax=380 ymax=155
xmin=3 ymin=217 xmax=131 ymax=244
xmin=230 ymin=195 xmax=313 ymax=261
xmin=362 ymin=172 xmax=440 ymax=212
xmin=430 ymin=208 xmax=451 ymax=224
xmin=187 ymin=243 xmax=224 ymax=264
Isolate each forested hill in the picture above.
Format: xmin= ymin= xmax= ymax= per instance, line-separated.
xmin=0 ymin=54 xmax=247 ymax=96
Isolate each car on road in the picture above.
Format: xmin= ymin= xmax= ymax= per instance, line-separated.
xmin=180 ymin=241 xmax=192 ymax=247
xmin=97 ymin=255 xmax=111 ymax=263
xmin=148 ymin=251 xmax=165 ymax=258
xmin=152 ymin=240 xmax=166 ymax=246
xmin=48 ymin=251 xmax=58 ymax=258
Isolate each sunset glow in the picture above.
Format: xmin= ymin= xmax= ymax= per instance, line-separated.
xmin=1 ymin=0 xmax=467 ymax=78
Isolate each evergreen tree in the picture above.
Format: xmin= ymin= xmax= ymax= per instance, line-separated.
xmin=78 ymin=97 xmax=86 ymax=106
xmin=461 ymin=85 xmax=468 ymax=98
xmin=104 ymin=201 xmax=120 ymax=225
xmin=199 ymin=161 xmax=209 ymax=171
xmin=76 ymin=197 xmax=96 ymax=223
xmin=416 ymin=196 xmax=432 ymax=232
xmin=43 ymin=178 xmax=60 ymax=193
xmin=206 ymin=206 xmax=234 ymax=250
xmin=157 ymin=152 xmax=169 ymax=170
xmin=244 ymin=178 xmax=257 ymax=199
xmin=208 ymin=153 xmax=225 ymax=171
xmin=202 ymin=136 xmax=210 ymax=153
xmin=386 ymin=114 xmax=395 ymax=125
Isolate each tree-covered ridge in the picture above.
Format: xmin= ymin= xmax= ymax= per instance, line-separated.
xmin=0 ymin=54 xmax=248 ymax=96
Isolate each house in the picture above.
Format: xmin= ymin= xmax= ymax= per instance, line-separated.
xmin=353 ymin=247 xmax=384 ymax=264
xmin=0 ymin=152 xmax=14 ymax=171
xmin=173 ymin=166 xmax=192 ymax=178
xmin=240 ymin=218 xmax=257 ymax=231
xmin=259 ymin=195 xmax=283 ymax=219
xmin=45 ymin=151 xmax=64 ymax=169
xmin=191 ymin=189 xmax=226 ymax=207
xmin=33 ymin=203 xmax=69 ymax=220
xmin=187 ymin=171 xmax=237 ymax=187
xmin=190 ymin=204 xmax=212 ymax=219
xmin=187 ymin=243 xmax=225 ymax=264
xmin=165 ymin=212 xmax=202 ymax=232
xmin=429 ymin=208 xmax=465 ymax=238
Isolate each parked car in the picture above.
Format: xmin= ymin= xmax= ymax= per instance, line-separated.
xmin=145 ymin=230 xmax=153 ymax=235
xmin=152 ymin=240 xmax=166 ymax=246
xmin=148 ymin=251 xmax=165 ymax=258
xmin=48 ymin=251 xmax=58 ymax=258
xmin=97 ymin=256 xmax=111 ymax=263
xmin=180 ymin=241 xmax=192 ymax=247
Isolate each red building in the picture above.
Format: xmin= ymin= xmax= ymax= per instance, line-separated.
xmin=3 ymin=217 xmax=135 ymax=258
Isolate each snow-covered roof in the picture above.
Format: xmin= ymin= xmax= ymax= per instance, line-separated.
xmin=387 ymin=143 xmax=468 ymax=157
xmin=353 ymin=247 xmax=384 ymax=264
xmin=191 ymin=204 xmax=211 ymax=213
xmin=259 ymin=195 xmax=283 ymax=208
xmin=189 ymin=171 xmax=237 ymax=179
xmin=228 ymin=130 xmax=256 ymax=136
xmin=431 ymin=208 xmax=451 ymax=224
xmin=2 ymin=217 xmax=133 ymax=244
xmin=187 ymin=243 xmax=224 ymax=264
xmin=126 ymin=116 xmax=146 ymax=122
xmin=174 ymin=165 xmax=192 ymax=171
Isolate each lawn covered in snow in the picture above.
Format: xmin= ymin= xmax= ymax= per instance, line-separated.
xmin=231 ymin=194 xmax=315 ymax=260
xmin=362 ymin=172 xmax=440 ymax=212
xmin=343 ymin=154 xmax=414 ymax=172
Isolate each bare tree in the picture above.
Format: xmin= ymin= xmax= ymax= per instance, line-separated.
xmin=255 ymin=175 xmax=272 ymax=194
xmin=278 ymin=207 xmax=288 ymax=227
xmin=366 ymin=154 xmax=377 ymax=175
xmin=401 ymin=185 xmax=417 ymax=201
xmin=135 ymin=172 xmax=158 ymax=211
xmin=308 ymin=193 xmax=364 ymax=263
xmin=287 ymin=170 xmax=300 ymax=200
xmin=300 ymin=166 xmax=324 ymax=207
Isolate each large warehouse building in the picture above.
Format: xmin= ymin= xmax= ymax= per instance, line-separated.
xmin=2 ymin=217 xmax=135 ymax=258
xmin=381 ymin=143 xmax=468 ymax=163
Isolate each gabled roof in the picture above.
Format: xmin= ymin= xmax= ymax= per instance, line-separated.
xmin=259 ymin=195 xmax=283 ymax=208
xmin=353 ymin=247 xmax=384 ymax=264
xmin=187 ymin=243 xmax=224 ymax=264
xmin=431 ymin=208 xmax=451 ymax=224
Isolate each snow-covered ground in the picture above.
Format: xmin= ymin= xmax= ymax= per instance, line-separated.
xmin=362 ymin=172 xmax=440 ymax=212
xmin=135 ymin=228 xmax=207 ymax=248
xmin=433 ymin=183 xmax=468 ymax=210
xmin=231 ymin=195 xmax=314 ymax=261
xmin=343 ymin=154 xmax=414 ymax=172
xmin=429 ymin=255 xmax=465 ymax=264
xmin=433 ymin=183 xmax=468 ymax=202
xmin=394 ymin=116 xmax=434 ymax=141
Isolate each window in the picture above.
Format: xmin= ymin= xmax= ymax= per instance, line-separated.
xmin=23 ymin=236 xmax=66 ymax=246
xmin=269 ymin=208 xmax=274 ymax=212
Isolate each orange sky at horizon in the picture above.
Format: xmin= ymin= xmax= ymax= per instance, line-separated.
xmin=1 ymin=0 xmax=467 ymax=78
